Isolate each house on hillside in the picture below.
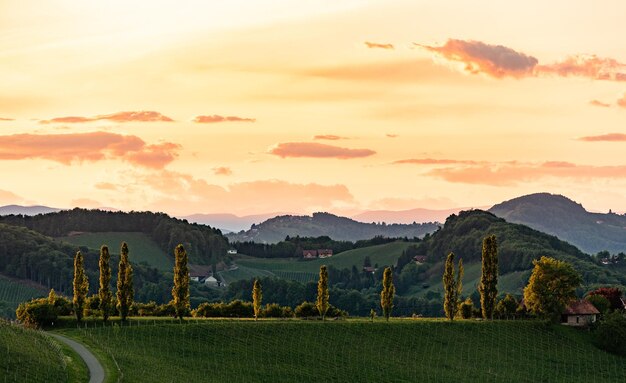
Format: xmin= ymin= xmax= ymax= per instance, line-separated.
xmin=318 ymin=249 xmax=333 ymax=258
xmin=413 ymin=255 xmax=428 ymax=265
xmin=562 ymin=300 xmax=599 ymax=326
xmin=303 ymin=250 xmax=318 ymax=259
xmin=204 ymin=275 xmax=221 ymax=287
xmin=363 ymin=266 xmax=376 ymax=274
xmin=227 ymin=249 xmax=238 ymax=255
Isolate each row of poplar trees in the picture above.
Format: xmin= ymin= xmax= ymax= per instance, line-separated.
xmin=443 ymin=234 xmax=499 ymax=320
xmin=72 ymin=242 xmax=134 ymax=322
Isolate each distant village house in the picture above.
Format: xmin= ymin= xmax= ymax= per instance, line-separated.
xmin=227 ymin=249 xmax=238 ymax=255
xmin=413 ymin=255 xmax=428 ymax=265
xmin=318 ymin=249 xmax=333 ymax=258
xmin=363 ymin=266 xmax=376 ymax=274
xmin=302 ymin=249 xmax=334 ymax=259
xmin=303 ymin=250 xmax=318 ymax=259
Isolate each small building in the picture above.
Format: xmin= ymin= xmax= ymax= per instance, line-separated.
xmin=318 ymin=249 xmax=333 ymax=258
xmin=363 ymin=266 xmax=376 ymax=274
xmin=413 ymin=255 xmax=428 ymax=265
xmin=227 ymin=249 xmax=238 ymax=255
xmin=204 ymin=276 xmax=219 ymax=287
xmin=303 ymin=250 xmax=318 ymax=259
xmin=562 ymin=300 xmax=600 ymax=326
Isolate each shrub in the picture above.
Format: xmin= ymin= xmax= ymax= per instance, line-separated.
xmin=459 ymin=298 xmax=474 ymax=319
xmin=16 ymin=299 xmax=57 ymax=328
xmin=192 ymin=300 xmax=253 ymax=318
xmin=295 ymin=301 xmax=347 ymax=318
xmin=84 ymin=295 xmax=101 ymax=318
xmin=495 ymin=294 xmax=518 ymax=319
xmin=595 ymin=311 xmax=626 ymax=356
xmin=261 ymin=303 xmax=293 ymax=318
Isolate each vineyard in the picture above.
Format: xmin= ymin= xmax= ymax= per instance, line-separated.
xmin=0 ymin=275 xmax=46 ymax=318
xmin=0 ymin=321 xmax=67 ymax=383
xmin=56 ymin=319 xmax=626 ymax=383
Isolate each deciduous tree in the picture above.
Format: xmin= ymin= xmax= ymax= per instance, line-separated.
xmin=116 ymin=242 xmax=134 ymax=321
xmin=380 ymin=267 xmax=395 ymax=321
xmin=523 ymin=256 xmax=581 ymax=321
xmin=316 ymin=265 xmax=329 ymax=320
xmin=72 ymin=250 xmax=89 ymax=323
xmin=252 ymin=279 xmax=262 ymax=321
xmin=479 ymin=235 xmax=498 ymax=319
xmin=99 ymin=245 xmax=112 ymax=322
xmin=172 ymin=244 xmax=190 ymax=320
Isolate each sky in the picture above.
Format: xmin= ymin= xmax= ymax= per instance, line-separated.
xmin=2 ymin=0 xmax=626 ymax=217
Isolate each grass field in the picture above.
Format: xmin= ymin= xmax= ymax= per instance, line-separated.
xmin=56 ymin=318 xmax=626 ymax=382
xmin=222 ymin=242 xmax=412 ymax=284
xmin=0 ymin=321 xmax=68 ymax=383
xmin=60 ymin=231 xmax=173 ymax=271
xmin=0 ymin=275 xmax=47 ymax=318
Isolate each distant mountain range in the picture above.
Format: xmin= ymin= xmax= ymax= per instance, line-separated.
xmin=351 ymin=207 xmax=468 ymax=225
xmin=181 ymin=213 xmax=283 ymax=233
xmin=225 ymin=212 xmax=440 ymax=243
xmin=0 ymin=205 xmax=61 ymax=216
xmin=489 ymin=193 xmax=626 ymax=255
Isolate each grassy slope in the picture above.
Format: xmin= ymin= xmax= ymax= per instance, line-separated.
xmin=60 ymin=231 xmax=173 ymax=271
xmin=222 ymin=242 xmax=412 ymax=283
xmin=0 ymin=275 xmax=47 ymax=318
xmin=0 ymin=322 xmax=67 ymax=383
xmin=58 ymin=319 xmax=626 ymax=383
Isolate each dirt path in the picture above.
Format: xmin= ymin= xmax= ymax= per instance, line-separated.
xmin=49 ymin=333 xmax=105 ymax=383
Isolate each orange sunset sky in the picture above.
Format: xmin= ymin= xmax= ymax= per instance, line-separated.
xmin=2 ymin=0 xmax=626 ymax=217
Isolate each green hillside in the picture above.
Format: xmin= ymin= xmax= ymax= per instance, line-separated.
xmin=0 ymin=322 xmax=68 ymax=383
xmin=0 ymin=275 xmax=47 ymax=318
xmin=60 ymin=231 xmax=173 ymax=271
xmin=221 ymin=241 xmax=411 ymax=283
xmin=56 ymin=320 xmax=626 ymax=382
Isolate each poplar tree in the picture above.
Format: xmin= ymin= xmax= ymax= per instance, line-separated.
xmin=316 ymin=265 xmax=329 ymax=320
xmin=380 ymin=267 xmax=395 ymax=321
xmin=172 ymin=244 xmax=190 ymax=320
xmin=479 ymin=235 xmax=498 ymax=319
xmin=73 ymin=250 xmax=89 ymax=323
xmin=252 ymin=279 xmax=262 ymax=321
xmin=116 ymin=242 xmax=134 ymax=322
xmin=99 ymin=245 xmax=112 ymax=322
xmin=443 ymin=252 xmax=464 ymax=320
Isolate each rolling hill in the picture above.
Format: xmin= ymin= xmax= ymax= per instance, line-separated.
xmin=226 ymin=212 xmax=439 ymax=243
xmin=351 ymin=207 xmax=465 ymax=224
xmin=489 ymin=193 xmax=626 ymax=254
xmin=0 ymin=205 xmax=61 ymax=216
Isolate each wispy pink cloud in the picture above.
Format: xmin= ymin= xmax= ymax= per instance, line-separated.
xmin=386 ymin=134 xmax=398 ymax=138
xmin=618 ymin=94 xmax=626 ymax=108
xmin=0 ymin=131 xmax=180 ymax=168
xmin=193 ymin=115 xmax=255 ymax=123
xmin=313 ymin=135 xmax=348 ymax=141
xmin=393 ymin=158 xmax=478 ymax=165
xmin=421 ymin=39 xmax=626 ymax=82
xmin=578 ymin=133 xmax=626 ymax=142
xmin=0 ymin=117 xmax=14 ymax=121
xmin=213 ymin=166 xmax=233 ymax=176
xmin=269 ymin=142 xmax=376 ymax=159
xmin=364 ymin=41 xmax=394 ymax=50
xmin=590 ymin=100 xmax=611 ymax=108
xmin=39 ymin=111 xmax=174 ymax=124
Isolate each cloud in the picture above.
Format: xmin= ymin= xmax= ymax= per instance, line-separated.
xmin=95 ymin=182 xmax=118 ymax=191
xmin=193 ymin=115 xmax=255 ymax=123
xmin=0 ymin=131 xmax=180 ymax=169
xmin=536 ymin=55 xmax=626 ymax=82
xmin=427 ymin=161 xmax=626 ymax=186
xmin=386 ymin=134 xmax=398 ymax=138
xmin=313 ymin=135 xmax=348 ymax=141
xmin=393 ymin=158 xmax=478 ymax=165
xmin=422 ymin=39 xmax=626 ymax=82
xmin=421 ymin=39 xmax=538 ymax=78
xmin=0 ymin=117 xmax=14 ymax=121
xmin=578 ymin=133 xmax=626 ymax=142
xmin=39 ymin=111 xmax=173 ymax=124
xmin=364 ymin=41 xmax=394 ymax=50
xmin=213 ymin=166 xmax=233 ymax=176
xmin=618 ymin=94 xmax=626 ymax=108
xmin=269 ymin=142 xmax=376 ymax=159
xmin=590 ymin=100 xmax=611 ymax=108
xmin=140 ymin=171 xmax=355 ymax=215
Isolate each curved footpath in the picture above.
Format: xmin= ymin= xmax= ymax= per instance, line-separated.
xmin=49 ymin=333 xmax=105 ymax=383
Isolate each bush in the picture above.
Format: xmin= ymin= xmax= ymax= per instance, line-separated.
xmin=192 ymin=300 xmax=253 ymax=318
xmin=84 ymin=295 xmax=101 ymax=318
xmin=459 ymin=298 xmax=473 ymax=319
xmin=261 ymin=303 xmax=294 ymax=318
xmin=294 ymin=301 xmax=347 ymax=318
xmin=586 ymin=295 xmax=611 ymax=315
xmin=16 ymin=299 xmax=57 ymax=328
xmin=595 ymin=311 xmax=626 ymax=356
xmin=495 ymin=294 xmax=518 ymax=319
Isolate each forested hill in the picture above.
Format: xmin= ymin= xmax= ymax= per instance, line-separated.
xmin=0 ymin=209 xmax=229 ymax=264
xmin=409 ymin=210 xmax=626 ymax=287
xmin=489 ymin=193 xmax=626 ymax=254
xmin=226 ymin=212 xmax=439 ymax=244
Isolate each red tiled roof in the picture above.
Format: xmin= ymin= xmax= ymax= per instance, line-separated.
xmin=563 ymin=299 xmax=600 ymax=315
